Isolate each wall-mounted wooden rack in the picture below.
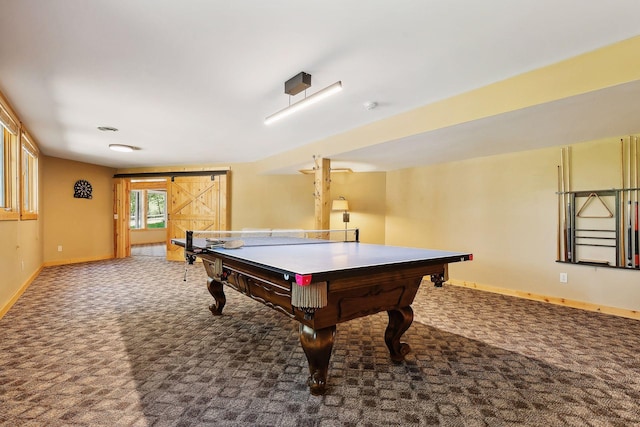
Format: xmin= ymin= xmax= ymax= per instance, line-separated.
xmin=557 ymin=188 xmax=639 ymax=269
xmin=556 ymin=138 xmax=639 ymax=270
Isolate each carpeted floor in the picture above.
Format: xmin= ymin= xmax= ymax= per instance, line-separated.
xmin=1 ymin=257 xmax=639 ymax=426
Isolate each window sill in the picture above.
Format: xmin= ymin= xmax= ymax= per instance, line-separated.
xmin=20 ymin=213 xmax=38 ymax=220
xmin=0 ymin=211 xmax=19 ymax=220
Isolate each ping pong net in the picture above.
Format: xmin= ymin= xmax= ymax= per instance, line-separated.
xmin=185 ymin=228 xmax=359 ymax=251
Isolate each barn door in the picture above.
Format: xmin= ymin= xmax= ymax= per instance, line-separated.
xmin=166 ymin=173 xmax=228 ymax=261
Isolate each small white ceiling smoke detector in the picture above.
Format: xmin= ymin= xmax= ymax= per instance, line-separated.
xmin=363 ymin=101 xmax=378 ymax=110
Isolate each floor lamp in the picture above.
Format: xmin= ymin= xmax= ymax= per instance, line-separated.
xmin=332 ymin=197 xmax=350 ymax=241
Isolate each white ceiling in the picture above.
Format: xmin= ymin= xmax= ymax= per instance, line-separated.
xmin=330 ymin=80 xmax=640 ymax=171
xmin=1 ymin=0 xmax=640 ymax=173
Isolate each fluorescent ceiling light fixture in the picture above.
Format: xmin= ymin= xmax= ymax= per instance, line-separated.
xmin=265 ymin=81 xmax=343 ymax=125
xmin=109 ymin=144 xmax=134 ymax=152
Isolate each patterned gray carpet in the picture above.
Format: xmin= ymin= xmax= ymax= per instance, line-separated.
xmin=1 ymin=257 xmax=639 ymax=426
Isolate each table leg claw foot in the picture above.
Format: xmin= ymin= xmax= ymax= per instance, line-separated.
xmin=307 ymin=374 xmax=327 ymax=396
xmin=300 ymin=324 xmax=336 ymax=396
xmin=385 ymin=306 xmax=414 ymax=362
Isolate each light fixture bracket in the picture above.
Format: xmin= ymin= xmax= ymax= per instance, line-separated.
xmin=284 ymin=72 xmax=311 ymax=96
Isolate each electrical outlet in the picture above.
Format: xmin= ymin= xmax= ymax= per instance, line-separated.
xmin=57 ymin=245 xmax=63 ymax=252
xmin=559 ymin=273 xmax=568 ymax=283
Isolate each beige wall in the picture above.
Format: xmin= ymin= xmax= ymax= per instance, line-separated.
xmin=329 ymin=172 xmax=386 ymax=244
xmin=386 ymin=137 xmax=640 ymax=313
xmin=0 ymin=216 xmax=43 ymax=316
xmin=229 ymin=164 xmax=386 ymax=243
xmin=42 ymin=156 xmax=115 ymax=264
xmin=229 ymin=164 xmax=316 ymax=230
xmin=131 ymin=229 xmax=166 ymax=245
xmin=0 ymin=155 xmax=43 ymax=318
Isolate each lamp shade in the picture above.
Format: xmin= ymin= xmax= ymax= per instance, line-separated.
xmin=332 ymin=199 xmax=349 ymax=211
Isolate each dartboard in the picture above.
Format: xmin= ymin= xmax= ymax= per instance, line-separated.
xmin=73 ymin=179 xmax=93 ymax=199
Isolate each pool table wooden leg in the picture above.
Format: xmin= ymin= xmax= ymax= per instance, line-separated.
xmin=207 ymin=278 xmax=226 ymax=316
xmin=385 ymin=306 xmax=414 ymax=362
xmin=299 ymin=324 xmax=336 ymax=396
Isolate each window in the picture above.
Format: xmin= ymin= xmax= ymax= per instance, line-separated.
xmin=130 ymin=190 xmax=143 ymax=229
xmin=1 ymin=97 xmax=38 ymax=221
xmin=0 ymin=126 xmax=19 ymax=220
xmin=1 ymin=129 xmax=5 ymax=206
xmin=130 ymin=189 xmax=167 ymax=229
xmin=20 ymin=132 xmax=38 ymax=220
xmin=147 ymin=190 xmax=167 ymax=228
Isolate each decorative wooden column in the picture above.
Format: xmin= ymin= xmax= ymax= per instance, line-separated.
xmin=113 ymin=178 xmax=131 ymax=258
xmin=314 ymin=156 xmax=331 ymax=233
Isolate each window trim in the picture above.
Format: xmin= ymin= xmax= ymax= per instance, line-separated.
xmin=0 ymin=127 xmax=19 ymax=221
xmin=20 ymin=131 xmax=39 ymax=220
